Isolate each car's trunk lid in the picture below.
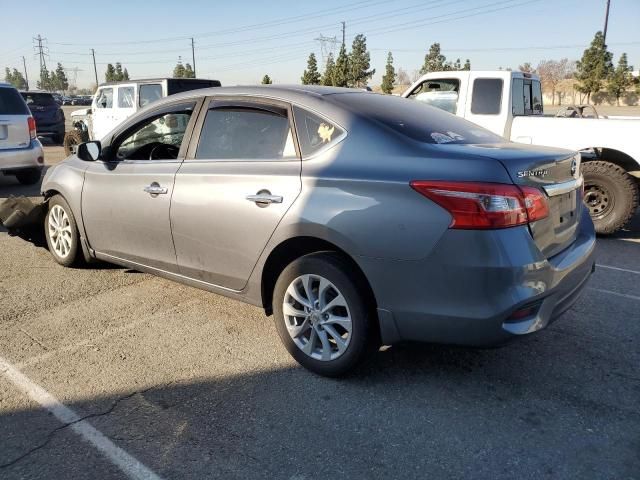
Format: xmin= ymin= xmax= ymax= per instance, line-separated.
xmin=440 ymin=143 xmax=582 ymax=258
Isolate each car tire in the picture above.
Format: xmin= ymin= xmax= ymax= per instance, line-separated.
xmin=44 ymin=195 xmax=82 ymax=267
xmin=582 ymin=161 xmax=639 ymax=235
xmin=15 ymin=168 xmax=42 ymax=185
xmin=273 ymin=252 xmax=377 ymax=377
xmin=63 ymin=130 xmax=87 ymax=156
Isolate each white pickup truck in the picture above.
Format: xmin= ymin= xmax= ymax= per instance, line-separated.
xmin=403 ymin=70 xmax=640 ymax=234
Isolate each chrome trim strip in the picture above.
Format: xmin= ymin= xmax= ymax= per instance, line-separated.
xmin=543 ymin=176 xmax=583 ymax=197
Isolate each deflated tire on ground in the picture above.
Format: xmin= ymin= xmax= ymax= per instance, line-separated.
xmin=0 ymin=197 xmax=46 ymax=231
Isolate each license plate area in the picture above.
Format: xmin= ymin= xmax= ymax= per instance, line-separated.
xmin=555 ymin=190 xmax=579 ymax=231
xmin=0 ymin=125 xmax=7 ymax=141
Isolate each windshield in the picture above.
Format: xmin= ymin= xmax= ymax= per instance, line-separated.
xmin=333 ymin=93 xmax=502 ymax=145
xmin=20 ymin=92 xmax=57 ymax=107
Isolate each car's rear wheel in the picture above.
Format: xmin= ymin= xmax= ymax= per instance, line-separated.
xmin=45 ymin=195 xmax=81 ymax=267
xmin=273 ymin=252 xmax=376 ymax=377
xmin=582 ymin=161 xmax=639 ymax=234
xmin=15 ymin=168 xmax=42 ymax=185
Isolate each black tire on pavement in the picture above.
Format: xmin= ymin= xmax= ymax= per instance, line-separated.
xmin=44 ymin=195 xmax=82 ymax=268
xmin=273 ymin=252 xmax=378 ymax=377
xmin=15 ymin=168 xmax=42 ymax=185
xmin=582 ymin=161 xmax=639 ymax=235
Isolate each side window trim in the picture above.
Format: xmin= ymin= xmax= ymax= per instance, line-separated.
xmin=103 ymin=97 xmax=204 ymax=163
xmin=184 ymin=95 xmax=301 ymax=162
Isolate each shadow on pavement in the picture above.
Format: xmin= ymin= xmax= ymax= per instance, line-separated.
xmin=0 ymin=333 xmax=638 ymax=479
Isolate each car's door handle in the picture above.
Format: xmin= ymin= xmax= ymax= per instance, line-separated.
xmin=143 ymin=182 xmax=168 ymax=195
xmin=246 ymin=192 xmax=283 ymax=206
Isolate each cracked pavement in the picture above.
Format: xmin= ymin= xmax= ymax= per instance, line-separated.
xmin=0 ymin=148 xmax=639 ymax=479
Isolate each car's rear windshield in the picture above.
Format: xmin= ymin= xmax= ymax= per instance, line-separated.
xmin=21 ymin=92 xmax=57 ymax=107
xmin=0 ymin=87 xmax=30 ymax=115
xmin=333 ymin=93 xmax=502 ymax=145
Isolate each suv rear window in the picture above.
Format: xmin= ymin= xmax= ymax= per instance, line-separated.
xmin=0 ymin=87 xmax=30 ymax=115
xmin=333 ymin=93 xmax=501 ymax=145
xmin=21 ymin=92 xmax=57 ymax=107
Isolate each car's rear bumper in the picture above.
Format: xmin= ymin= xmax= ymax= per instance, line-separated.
xmin=0 ymin=140 xmax=45 ymax=172
xmin=35 ymin=120 xmax=64 ymax=137
xmin=361 ymin=207 xmax=596 ymax=346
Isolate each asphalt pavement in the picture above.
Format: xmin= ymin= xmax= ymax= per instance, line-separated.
xmin=0 ymin=147 xmax=638 ymax=479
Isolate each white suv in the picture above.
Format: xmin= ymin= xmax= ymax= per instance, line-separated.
xmin=0 ymin=83 xmax=44 ymax=185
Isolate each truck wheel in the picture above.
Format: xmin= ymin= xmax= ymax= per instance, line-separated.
xmin=63 ymin=130 xmax=87 ymax=156
xmin=15 ymin=168 xmax=42 ymax=185
xmin=582 ymin=161 xmax=639 ymax=235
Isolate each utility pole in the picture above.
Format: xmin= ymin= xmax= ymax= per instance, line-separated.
xmin=191 ymin=37 xmax=196 ymax=77
xmin=603 ymin=0 xmax=611 ymax=44
xmin=91 ymin=48 xmax=98 ymax=87
xmin=22 ymin=56 xmax=29 ymax=91
xmin=341 ymin=21 xmax=346 ymax=47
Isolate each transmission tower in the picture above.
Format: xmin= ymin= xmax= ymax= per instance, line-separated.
xmin=63 ymin=67 xmax=83 ymax=88
xmin=33 ymin=34 xmax=49 ymax=87
xmin=314 ymin=34 xmax=338 ymax=68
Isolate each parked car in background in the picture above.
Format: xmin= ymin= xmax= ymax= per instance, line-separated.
xmin=41 ymin=85 xmax=595 ymax=376
xmin=0 ymin=83 xmax=44 ymax=185
xmin=62 ymin=96 xmax=73 ymax=105
xmin=52 ymin=93 xmax=63 ymax=105
xmin=403 ymin=70 xmax=640 ymax=234
xmin=20 ymin=90 xmax=65 ymax=144
xmin=63 ymin=77 xmax=221 ymax=155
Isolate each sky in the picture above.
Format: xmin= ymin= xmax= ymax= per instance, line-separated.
xmin=0 ymin=0 xmax=639 ymax=89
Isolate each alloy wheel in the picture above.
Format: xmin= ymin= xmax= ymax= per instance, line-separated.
xmin=283 ymin=274 xmax=352 ymax=362
xmin=48 ymin=205 xmax=73 ymax=258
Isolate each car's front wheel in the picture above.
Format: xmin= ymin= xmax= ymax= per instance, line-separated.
xmin=44 ymin=195 xmax=81 ymax=267
xmin=273 ymin=252 xmax=377 ymax=377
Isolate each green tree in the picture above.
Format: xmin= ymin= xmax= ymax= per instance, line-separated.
xmin=4 ymin=67 xmax=27 ymax=89
xmin=333 ymin=44 xmax=349 ymax=87
xmin=123 ymin=68 xmax=130 ymax=81
xmin=463 ymin=59 xmax=471 ymax=71
xmin=608 ymin=53 xmax=633 ymax=106
xmin=262 ymin=74 xmax=272 ymax=84
xmin=105 ymin=63 xmax=117 ymax=82
xmin=575 ymin=31 xmax=613 ymax=103
xmin=173 ymin=61 xmax=186 ymax=78
xmin=301 ymin=52 xmax=321 ymax=85
xmin=322 ymin=53 xmax=335 ymax=86
xmin=348 ymin=34 xmax=375 ymax=88
xmin=381 ymin=52 xmax=396 ymax=94
xmin=184 ymin=63 xmax=195 ymax=78
xmin=518 ymin=62 xmax=535 ymax=73
xmin=115 ymin=63 xmax=124 ymax=81
xmin=53 ymin=63 xmax=68 ymax=92
xmin=419 ymin=43 xmax=447 ymax=74
xmin=37 ymin=67 xmax=52 ymax=90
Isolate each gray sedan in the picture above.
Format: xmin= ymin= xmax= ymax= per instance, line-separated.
xmin=41 ymin=85 xmax=596 ymax=376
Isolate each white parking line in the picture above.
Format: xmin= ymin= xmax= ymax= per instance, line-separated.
xmin=596 ymin=264 xmax=640 ymax=275
xmin=0 ymin=355 xmax=163 ymax=480
xmin=588 ymin=288 xmax=640 ymax=302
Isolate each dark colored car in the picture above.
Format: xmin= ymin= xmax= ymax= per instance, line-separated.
xmin=20 ymin=91 xmax=65 ymax=143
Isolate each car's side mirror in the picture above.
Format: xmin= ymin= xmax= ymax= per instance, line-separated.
xmin=77 ymin=141 xmax=101 ymax=162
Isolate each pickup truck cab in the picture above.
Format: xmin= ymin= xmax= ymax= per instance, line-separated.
xmin=64 ymin=78 xmax=221 ymax=155
xmin=403 ymin=70 xmax=640 ymax=234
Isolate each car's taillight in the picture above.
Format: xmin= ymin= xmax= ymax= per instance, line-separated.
xmin=410 ymin=181 xmax=549 ymax=229
xmin=27 ymin=116 xmax=36 ymax=140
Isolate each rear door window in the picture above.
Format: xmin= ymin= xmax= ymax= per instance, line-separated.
xmin=195 ymin=103 xmax=296 ymax=160
xmin=95 ymin=88 xmax=113 ymax=109
xmin=293 ymin=106 xmax=345 ymax=157
xmin=139 ymin=84 xmax=163 ymax=108
xmin=0 ymin=87 xmax=29 ymax=115
xmin=471 ymin=78 xmax=503 ymax=115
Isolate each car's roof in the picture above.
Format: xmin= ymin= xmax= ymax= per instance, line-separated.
xmin=19 ymin=90 xmax=52 ymax=94
xmin=0 ymin=82 xmax=16 ymax=88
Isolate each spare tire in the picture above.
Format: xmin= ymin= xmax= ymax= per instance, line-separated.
xmin=63 ymin=129 xmax=88 ymax=156
xmin=582 ymin=161 xmax=639 ymax=234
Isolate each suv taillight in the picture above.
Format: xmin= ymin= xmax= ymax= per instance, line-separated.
xmin=27 ymin=116 xmax=36 ymax=140
xmin=410 ymin=181 xmax=549 ymax=229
